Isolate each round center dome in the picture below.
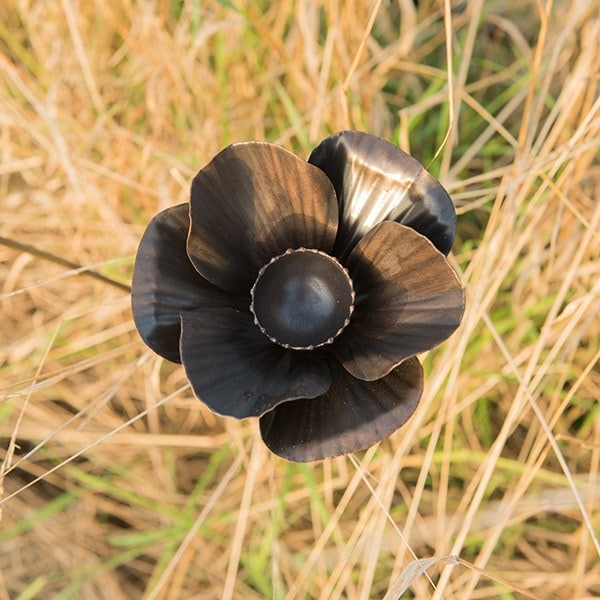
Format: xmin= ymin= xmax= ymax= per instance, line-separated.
xmin=250 ymin=248 xmax=355 ymax=350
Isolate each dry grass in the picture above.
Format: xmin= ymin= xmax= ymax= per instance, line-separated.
xmin=1 ymin=0 xmax=599 ymax=598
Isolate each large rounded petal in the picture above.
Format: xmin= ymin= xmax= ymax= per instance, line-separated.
xmin=260 ymin=357 xmax=423 ymax=462
xmin=188 ymin=142 xmax=339 ymax=294
xmin=334 ymin=221 xmax=464 ymax=381
xmin=308 ymin=131 xmax=456 ymax=258
xmin=180 ymin=308 xmax=332 ymax=418
xmin=131 ymin=204 xmax=244 ymax=363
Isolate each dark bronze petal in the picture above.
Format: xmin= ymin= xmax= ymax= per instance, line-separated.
xmin=308 ymin=131 xmax=456 ymax=258
xmin=260 ymin=357 xmax=423 ymax=462
xmin=334 ymin=221 xmax=464 ymax=381
xmin=188 ymin=142 xmax=339 ymax=294
xmin=180 ymin=308 xmax=332 ymax=418
xmin=131 ymin=204 xmax=244 ymax=363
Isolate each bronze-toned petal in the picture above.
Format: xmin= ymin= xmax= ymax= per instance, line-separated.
xmin=308 ymin=131 xmax=456 ymax=258
xmin=131 ymin=204 xmax=244 ymax=363
xmin=334 ymin=221 xmax=464 ymax=381
xmin=260 ymin=357 xmax=423 ymax=462
xmin=180 ymin=308 xmax=332 ymax=418
xmin=188 ymin=142 xmax=339 ymax=294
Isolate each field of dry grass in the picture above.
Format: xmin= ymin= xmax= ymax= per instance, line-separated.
xmin=1 ymin=0 xmax=599 ymax=598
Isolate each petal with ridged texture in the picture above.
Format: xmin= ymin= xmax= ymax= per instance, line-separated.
xmin=188 ymin=142 xmax=338 ymax=294
xmin=334 ymin=221 xmax=464 ymax=381
xmin=180 ymin=308 xmax=332 ymax=418
xmin=131 ymin=204 xmax=244 ymax=363
xmin=260 ymin=357 xmax=423 ymax=462
xmin=309 ymin=131 xmax=456 ymax=258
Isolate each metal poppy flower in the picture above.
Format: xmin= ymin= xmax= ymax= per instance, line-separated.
xmin=132 ymin=131 xmax=464 ymax=462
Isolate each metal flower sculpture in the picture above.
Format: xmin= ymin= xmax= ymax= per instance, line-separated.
xmin=132 ymin=131 xmax=464 ymax=462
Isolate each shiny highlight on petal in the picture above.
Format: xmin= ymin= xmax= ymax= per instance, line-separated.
xmin=309 ymin=131 xmax=456 ymax=258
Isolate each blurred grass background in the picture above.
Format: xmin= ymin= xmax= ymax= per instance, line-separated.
xmin=0 ymin=0 xmax=599 ymax=598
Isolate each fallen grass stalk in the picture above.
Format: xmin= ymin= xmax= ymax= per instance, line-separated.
xmin=0 ymin=236 xmax=131 ymax=293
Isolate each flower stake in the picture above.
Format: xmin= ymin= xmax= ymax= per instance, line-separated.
xmin=132 ymin=131 xmax=464 ymax=461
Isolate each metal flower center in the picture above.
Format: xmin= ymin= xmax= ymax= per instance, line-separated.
xmin=250 ymin=248 xmax=355 ymax=350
